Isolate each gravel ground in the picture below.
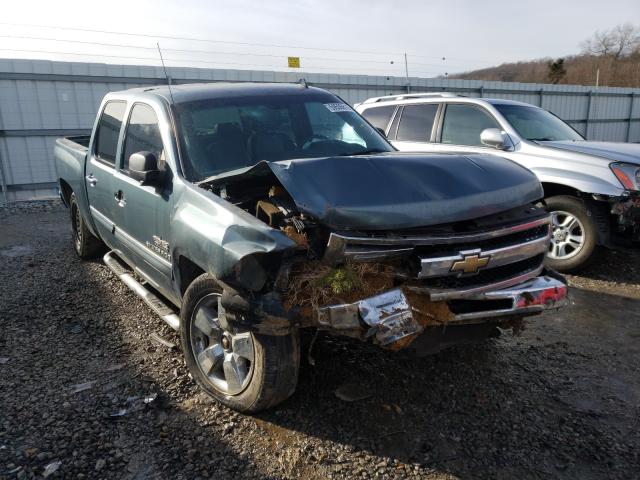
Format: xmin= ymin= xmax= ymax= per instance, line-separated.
xmin=1 ymin=201 xmax=639 ymax=479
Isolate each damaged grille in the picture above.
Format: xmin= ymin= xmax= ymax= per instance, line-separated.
xmin=324 ymin=210 xmax=550 ymax=297
xmin=414 ymin=254 xmax=545 ymax=292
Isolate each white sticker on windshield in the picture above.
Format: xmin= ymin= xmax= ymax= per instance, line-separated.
xmin=324 ymin=103 xmax=351 ymax=113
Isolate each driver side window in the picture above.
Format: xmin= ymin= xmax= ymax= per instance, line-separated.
xmin=122 ymin=104 xmax=165 ymax=174
xmin=440 ymin=104 xmax=500 ymax=147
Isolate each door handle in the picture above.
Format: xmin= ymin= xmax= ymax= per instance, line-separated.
xmin=86 ymin=174 xmax=97 ymax=187
xmin=114 ymin=190 xmax=126 ymax=207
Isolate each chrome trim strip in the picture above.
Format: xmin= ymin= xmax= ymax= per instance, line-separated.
xmin=103 ymin=251 xmax=179 ymax=330
xmin=315 ymin=275 xmax=567 ymax=342
xmin=418 ymin=235 xmax=549 ymax=278
xmin=339 ymin=247 xmax=415 ymax=262
xmin=326 ymin=216 xmax=550 ymax=249
xmin=407 ymin=263 xmax=546 ymax=301
xmin=450 ymin=276 xmax=568 ymax=322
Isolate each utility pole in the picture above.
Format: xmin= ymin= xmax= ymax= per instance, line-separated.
xmin=404 ymin=53 xmax=410 ymax=93
xmin=595 ymin=68 xmax=600 ymax=88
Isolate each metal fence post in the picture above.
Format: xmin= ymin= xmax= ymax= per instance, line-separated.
xmin=539 ymin=88 xmax=544 ymax=108
xmin=585 ymin=91 xmax=593 ymax=140
xmin=0 ymin=98 xmax=7 ymax=203
xmin=479 ymin=86 xmax=484 ymax=98
xmin=627 ymin=93 xmax=635 ymax=142
xmin=0 ymin=141 xmax=7 ymax=204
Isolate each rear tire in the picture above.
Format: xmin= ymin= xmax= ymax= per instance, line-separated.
xmin=70 ymin=192 xmax=104 ymax=259
xmin=544 ymin=195 xmax=599 ymax=273
xmin=180 ymin=274 xmax=300 ymax=413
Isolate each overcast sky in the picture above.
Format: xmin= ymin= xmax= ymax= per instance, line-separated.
xmin=1 ymin=0 xmax=638 ymax=78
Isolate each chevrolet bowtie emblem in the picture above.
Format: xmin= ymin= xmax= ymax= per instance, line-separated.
xmin=451 ymin=253 xmax=491 ymax=274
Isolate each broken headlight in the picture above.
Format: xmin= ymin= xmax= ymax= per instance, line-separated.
xmin=610 ymin=162 xmax=640 ymax=191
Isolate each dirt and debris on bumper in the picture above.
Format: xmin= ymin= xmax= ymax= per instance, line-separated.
xmin=314 ymin=273 xmax=568 ymax=351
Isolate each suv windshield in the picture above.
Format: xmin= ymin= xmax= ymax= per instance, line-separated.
xmin=175 ymin=92 xmax=393 ymax=180
xmin=494 ymin=104 xmax=584 ymax=142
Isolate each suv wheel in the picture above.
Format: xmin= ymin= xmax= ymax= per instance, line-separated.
xmin=545 ymin=195 xmax=599 ymax=273
xmin=180 ymin=274 xmax=300 ymax=413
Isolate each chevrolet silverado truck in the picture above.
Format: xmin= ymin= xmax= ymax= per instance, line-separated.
xmin=356 ymin=93 xmax=640 ymax=272
xmin=55 ymin=83 xmax=567 ymax=412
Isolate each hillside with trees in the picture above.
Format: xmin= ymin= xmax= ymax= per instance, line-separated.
xmin=451 ymin=23 xmax=640 ymax=88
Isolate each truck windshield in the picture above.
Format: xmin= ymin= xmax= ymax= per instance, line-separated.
xmin=494 ymin=104 xmax=584 ymax=142
xmin=175 ymin=93 xmax=393 ymax=181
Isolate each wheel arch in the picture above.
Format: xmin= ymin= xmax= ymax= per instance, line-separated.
xmin=176 ymin=255 xmax=206 ymax=298
xmin=541 ymin=181 xmax=581 ymax=199
xmin=59 ymin=178 xmax=73 ymax=207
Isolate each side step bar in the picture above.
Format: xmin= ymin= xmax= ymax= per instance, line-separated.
xmin=103 ymin=251 xmax=180 ymax=330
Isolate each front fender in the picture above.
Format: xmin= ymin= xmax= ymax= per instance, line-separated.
xmin=533 ymin=166 xmax=624 ymax=197
xmin=170 ymin=183 xmax=295 ymax=285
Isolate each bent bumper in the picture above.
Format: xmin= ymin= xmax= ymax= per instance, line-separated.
xmin=317 ymin=273 xmax=568 ymax=349
xmin=611 ymin=194 xmax=640 ymax=241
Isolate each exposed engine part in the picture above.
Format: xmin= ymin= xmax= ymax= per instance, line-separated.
xmin=254 ymin=192 xmax=320 ymax=253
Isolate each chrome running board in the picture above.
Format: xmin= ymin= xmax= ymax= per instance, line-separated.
xmin=103 ymin=251 xmax=180 ymax=330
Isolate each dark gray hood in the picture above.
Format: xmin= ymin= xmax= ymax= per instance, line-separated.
xmin=542 ymin=140 xmax=640 ymax=165
xmin=209 ymin=152 xmax=543 ymax=231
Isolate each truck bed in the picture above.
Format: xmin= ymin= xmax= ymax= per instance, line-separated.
xmin=54 ymin=135 xmax=92 ymax=215
xmin=57 ymin=135 xmax=91 ymax=151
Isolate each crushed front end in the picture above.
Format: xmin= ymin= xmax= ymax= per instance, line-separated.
xmin=201 ymin=157 xmax=568 ymax=353
xmin=282 ymin=206 xmax=567 ymax=351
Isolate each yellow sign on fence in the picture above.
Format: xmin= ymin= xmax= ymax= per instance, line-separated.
xmin=288 ymin=57 xmax=300 ymax=68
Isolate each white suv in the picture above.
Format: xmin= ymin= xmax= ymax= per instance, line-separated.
xmin=355 ymin=93 xmax=640 ymax=272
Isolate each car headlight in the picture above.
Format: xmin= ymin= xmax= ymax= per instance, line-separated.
xmin=610 ymin=162 xmax=640 ymax=191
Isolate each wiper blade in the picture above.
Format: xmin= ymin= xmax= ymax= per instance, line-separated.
xmin=529 ymin=137 xmax=554 ymax=142
xmin=349 ymin=149 xmax=387 ymax=156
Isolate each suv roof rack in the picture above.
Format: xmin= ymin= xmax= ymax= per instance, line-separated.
xmin=360 ymin=92 xmax=460 ymax=104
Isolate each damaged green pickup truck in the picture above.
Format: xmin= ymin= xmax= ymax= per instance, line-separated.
xmin=55 ymin=83 xmax=567 ymax=412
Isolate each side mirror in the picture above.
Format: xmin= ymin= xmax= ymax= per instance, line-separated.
xmin=480 ymin=128 xmax=514 ymax=151
xmin=375 ymin=127 xmax=387 ymax=138
xmin=128 ymin=151 xmax=164 ymax=186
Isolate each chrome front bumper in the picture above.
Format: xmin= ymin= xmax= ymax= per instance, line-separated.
xmin=317 ymin=274 xmax=568 ymax=347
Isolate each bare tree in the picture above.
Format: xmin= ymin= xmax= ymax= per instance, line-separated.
xmin=581 ymin=23 xmax=640 ymax=58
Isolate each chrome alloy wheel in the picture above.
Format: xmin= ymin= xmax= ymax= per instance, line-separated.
xmin=548 ymin=210 xmax=585 ymax=260
xmin=189 ymin=293 xmax=254 ymax=395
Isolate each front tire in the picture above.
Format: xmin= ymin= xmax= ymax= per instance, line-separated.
xmin=545 ymin=195 xmax=599 ymax=273
xmin=180 ymin=274 xmax=300 ymax=413
xmin=69 ymin=192 xmax=104 ymax=259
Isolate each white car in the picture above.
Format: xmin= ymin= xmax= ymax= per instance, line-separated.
xmin=355 ymin=93 xmax=640 ymax=272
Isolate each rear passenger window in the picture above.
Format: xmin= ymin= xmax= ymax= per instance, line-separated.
xmin=441 ymin=104 xmax=500 ymax=146
xmin=95 ymin=101 xmax=126 ymax=166
xmin=122 ymin=104 xmax=164 ymax=172
xmin=361 ymin=106 xmax=396 ymax=131
xmin=396 ymin=104 xmax=438 ymax=142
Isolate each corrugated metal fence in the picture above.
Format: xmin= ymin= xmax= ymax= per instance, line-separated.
xmin=1 ymin=58 xmax=639 ymax=202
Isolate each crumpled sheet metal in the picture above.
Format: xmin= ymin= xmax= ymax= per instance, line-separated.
xmin=358 ymin=289 xmax=422 ymax=346
xmin=318 ymin=288 xmax=424 ymax=348
xmin=206 ymin=153 xmax=543 ymax=231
